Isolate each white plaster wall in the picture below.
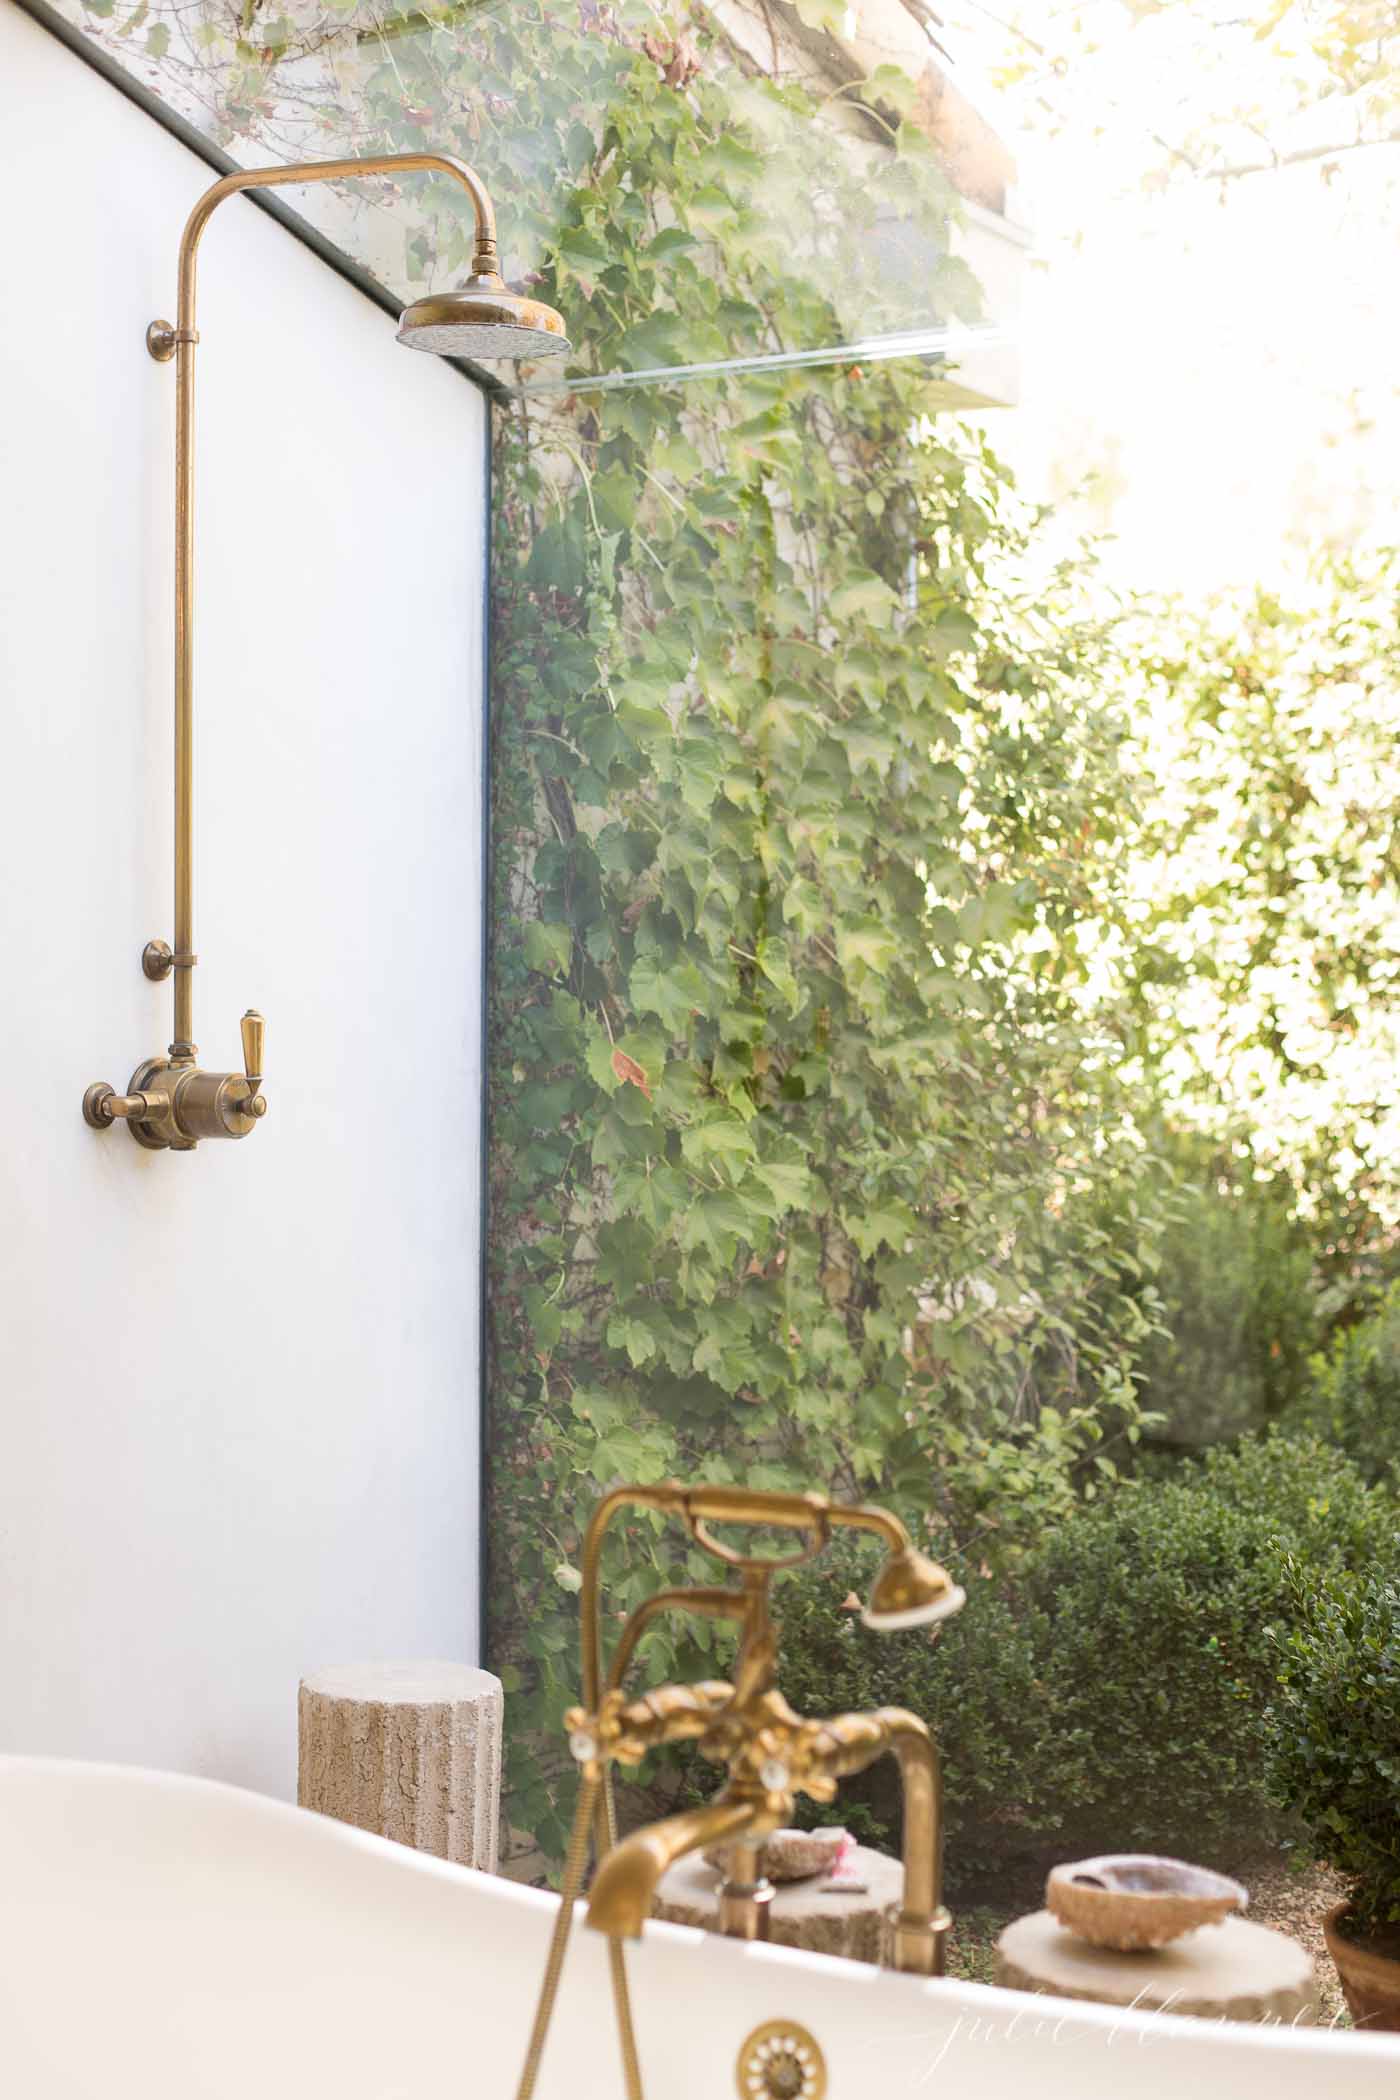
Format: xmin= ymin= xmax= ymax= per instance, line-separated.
xmin=0 ymin=3 xmax=488 ymax=1797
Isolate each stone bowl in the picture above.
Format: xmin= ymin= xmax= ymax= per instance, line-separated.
xmin=1046 ymin=1854 xmax=1248 ymax=1951
xmin=703 ymin=1827 xmax=847 ymax=1884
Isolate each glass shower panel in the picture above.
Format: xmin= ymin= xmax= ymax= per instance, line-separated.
xmin=481 ymin=324 xmax=1161 ymax=1858
xmin=34 ymin=0 xmax=1024 ymax=389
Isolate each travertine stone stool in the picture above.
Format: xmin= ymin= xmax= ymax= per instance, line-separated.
xmin=995 ymin=1909 xmax=1318 ymax=2025
xmin=298 ymin=1661 xmax=503 ymax=1871
xmin=653 ymin=1844 xmax=904 ymax=1965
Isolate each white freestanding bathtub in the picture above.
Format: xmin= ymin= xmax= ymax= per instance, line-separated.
xmin=2 ymin=1757 xmax=1397 ymax=2098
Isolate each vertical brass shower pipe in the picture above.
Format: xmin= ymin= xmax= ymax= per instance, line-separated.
xmin=151 ymin=153 xmax=500 ymax=1056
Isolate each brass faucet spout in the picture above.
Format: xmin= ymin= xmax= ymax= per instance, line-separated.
xmin=814 ymin=1705 xmax=947 ymax=1974
xmin=883 ymin=1710 xmax=946 ymax=1974
xmin=585 ymin=1799 xmax=770 ymax=1940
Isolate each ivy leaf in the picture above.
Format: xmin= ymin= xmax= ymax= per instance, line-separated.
xmin=630 ymin=954 xmax=707 ymax=1034
xmin=606 ymin=1313 xmax=659 ymax=1367
xmin=754 ymin=942 xmax=801 ymax=1016
xmin=585 ymin=1030 xmax=621 ymax=1091
xmin=894 ymin=119 xmax=943 ymax=164
xmin=847 ymin=1203 xmax=919 ymax=1258
xmin=618 ymin=313 xmax=688 ymax=372
xmin=681 ymin=1116 xmax=757 ymax=1171
xmin=686 ymin=184 xmax=737 ymax=233
xmin=931 ymin=608 xmax=978 ymax=659
xmin=646 ymin=228 xmax=700 ymax=261
xmin=789 ymin=0 xmax=845 ymax=30
xmin=829 ymin=572 xmax=899 ymax=626
xmin=676 ymin=735 xmax=729 ymax=816
xmin=747 ymin=1160 xmax=814 ymax=1217
xmin=554 ymin=228 xmax=610 ymax=272
xmin=611 ymin=1047 xmax=653 ymax=1100
xmin=523 ymin=922 xmax=573 ymax=976
xmin=862 ymin=64 xmax=918 ymax=117
xmin=959 ymin=881 xmax=1025 ymax=947
xmin=845 ymin=728 xmax=898 ymax=777
xmin=836 ymin=922 xmax=898 ymax=975
xmin=933 ymin=253 xmax=984 ymax=324
xmin=678 ymin=1191 xmax=752 ymax=1261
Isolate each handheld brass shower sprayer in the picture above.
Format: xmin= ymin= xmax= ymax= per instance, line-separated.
xmin=83 ymin=153 xmax=569 ymax=1149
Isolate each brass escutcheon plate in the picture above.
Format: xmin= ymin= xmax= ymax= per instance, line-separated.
xmin=735 ymin=2021 xmax=827 ymax=2100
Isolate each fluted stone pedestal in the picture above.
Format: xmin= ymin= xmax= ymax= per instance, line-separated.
xmin=298 ymin=1661 xmax=503 ymax=1870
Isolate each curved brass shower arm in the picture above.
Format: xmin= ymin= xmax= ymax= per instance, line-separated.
xmin=824 ymin=1501 xmax=911 ymax=1555
xmin=170 ymin=153 xmax=499 ymax=340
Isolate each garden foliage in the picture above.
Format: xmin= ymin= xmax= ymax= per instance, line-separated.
xmin=1122 ymin=555 xmax=1400 ymax=1230
xmin=79 ymin=0 xmax=1400 ymax=1866
xmin=1267 ymin=1557 xmax=1400 ymax=1935
xmin=774 ymin=1433 xmax=1396 ymax=1885
xmin=1127 ymin=1130 xmax=1319 ymax=1447
xmin=1286 ymin=1281 xmax=1400 ymax=1488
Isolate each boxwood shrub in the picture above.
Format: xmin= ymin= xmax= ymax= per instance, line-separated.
xmin=764 ymin=1433 xmax=1395 ymax=1892
xmin=1267 ymin=1560 xmax=1400 ymax=1936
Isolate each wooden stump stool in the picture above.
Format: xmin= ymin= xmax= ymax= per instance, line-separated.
xmin=298 ymin=1661 xmax=503 ymax=1871
xmin=995 ymin=1909 xmax=1318 ymax=2025
xmin=653 ymin=1845 xmax=904 ymax=1966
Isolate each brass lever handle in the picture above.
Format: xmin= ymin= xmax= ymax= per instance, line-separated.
xmin=240 ymin=1009 xmax=267 ymax=1118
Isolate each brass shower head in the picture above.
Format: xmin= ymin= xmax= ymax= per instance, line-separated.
xmin=862 ymin=1545 xmax=966 ymax=1632
xmin=397 ymin=270 xmax=570 ymax=361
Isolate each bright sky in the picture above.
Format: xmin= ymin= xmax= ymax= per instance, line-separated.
xmin=940 ymin=5 xmax=1400 ymax=593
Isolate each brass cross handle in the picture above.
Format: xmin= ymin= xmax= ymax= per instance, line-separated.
xmin=240 ymin=1009 xmax=268 ymax=1119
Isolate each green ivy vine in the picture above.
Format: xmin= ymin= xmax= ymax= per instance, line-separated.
xmin=480 ymin=12 xmax=1165 ymax=1859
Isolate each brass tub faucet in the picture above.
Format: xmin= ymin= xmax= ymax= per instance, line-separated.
xmin=515 ymin=1482 xmax=966 ymax=2100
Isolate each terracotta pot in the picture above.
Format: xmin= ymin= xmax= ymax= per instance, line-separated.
xmin=1324 ymin=1901 xmax=1400 ymax=2033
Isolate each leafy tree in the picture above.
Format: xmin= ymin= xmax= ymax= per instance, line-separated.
xmin=1287 ymin=1280 xmax=1400 ymax=1486
xmin=1119 ymin=549 xmax=1400 ymax=1245
xmin=951 ymin=1 xmax=1400 ymax=194
xmin=1128 ymin=1130 xmax=1320 ymax=1447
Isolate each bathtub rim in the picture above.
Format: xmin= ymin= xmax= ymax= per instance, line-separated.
xmin=1 ymin=1752 xmax=1397 ymax=2071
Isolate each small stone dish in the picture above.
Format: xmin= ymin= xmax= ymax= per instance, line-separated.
xmin=704 ymin=1827 xmax=848 ymax=1884
xmin=1046 ymin=1854 xmax=1248 ymax=1951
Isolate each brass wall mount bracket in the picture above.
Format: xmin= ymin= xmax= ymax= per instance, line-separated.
xmin=146 ymin=319 xmax=199 ymax=362
xmin=140 ymin=939 xmax=198 ymax=982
